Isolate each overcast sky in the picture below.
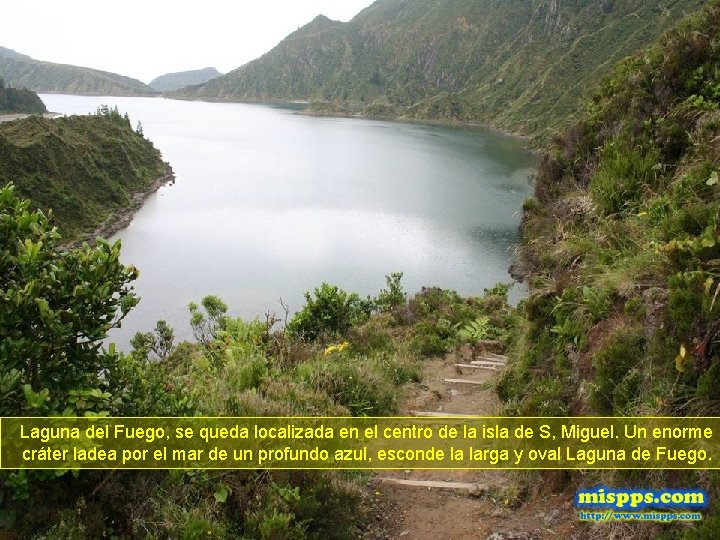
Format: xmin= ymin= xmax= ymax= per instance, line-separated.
xmin=1 ymin=0 xmax=375 ymax=83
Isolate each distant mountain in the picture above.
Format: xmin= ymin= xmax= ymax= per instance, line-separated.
xmin=0 ymin=48 xmax=153 ymax=96
xmin=0 ymin=46 xmax=32 ymax=61
xmin=176 ymin=0 xmax=707 ymax=140
xmin=149 ymin=67 xmax=221 ymax=92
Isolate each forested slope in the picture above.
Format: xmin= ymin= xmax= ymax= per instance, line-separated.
xmin=0 ymin=108 xmax=170 ymax=239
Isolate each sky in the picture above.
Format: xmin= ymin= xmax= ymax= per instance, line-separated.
xmin=1 ymin=0 xmax=375 ymax=83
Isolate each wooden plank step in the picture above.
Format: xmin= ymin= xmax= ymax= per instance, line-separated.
xmin=444 ymin=378 xmax=487 ymax=385
xmin=470 ymin=360 xmax=505 ymax=367
xmin=379 ymin=478 xmax=487 ymax=491
xmin=455 ymin=363 xmax=500 ymax=371
xmin=473 ymin=356 xmax=507 ymax=364
xmin=407 ymin=411 xmax=473 ymax=417
xmin=460 ymin=364 xmax=500 ymax=371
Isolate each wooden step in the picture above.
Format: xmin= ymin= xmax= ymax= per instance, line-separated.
xmin=444 ymin=378 xmax=487 ymax=385
xmin=469 ymin=360 xmax=504 ymax=368
xmin=407 ymin=411 xmax=474 ymax=417
xmin=455 ymin=363 xmax=500 ymax=371
xmin=379 ymin=478 xmax=488 ymax=492
xmin=473 ymin=356 xmax=507 ymax=364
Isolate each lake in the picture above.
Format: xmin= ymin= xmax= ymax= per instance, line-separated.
xmin=40 ymin=94 xmax=536 ymax=347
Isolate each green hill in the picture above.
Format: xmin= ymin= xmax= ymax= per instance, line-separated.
xmin=0 ymin=108 xmax=171 ymax=239
xmin=149 ymin=67 xmax=221 ymax=92
xmin=175 ymin=0 xmax=706 ymax=140
xmin=0 ymin=78 xmax=46 ymax=114
xmin=500 ymin=0 xmax=720 ymax=531
xmin=0 ymin=52 xmax=153 ymax=96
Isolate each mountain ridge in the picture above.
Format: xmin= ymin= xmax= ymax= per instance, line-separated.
xmin=175 ymin=0 xmax=707 ymax=140
xmin=0 ymin=48 xmax=153 ymax=96
xmin=149 ymin=67 xmax=222 ymax=92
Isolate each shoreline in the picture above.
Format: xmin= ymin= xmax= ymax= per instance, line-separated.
xmin=167 ymin=94 xmax=540 ymax=150
xmin=62 ymin=165 xmax=175 ymax=249
xmin=0 ymin=112 xmax=62 ymax=123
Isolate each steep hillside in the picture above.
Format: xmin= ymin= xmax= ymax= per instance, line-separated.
xmin=176 ymin=0 xmax=706 ymax=140
xmin=0 ymin=108 xmax=170 ymax=239
xmin=500 ymin=0 xmax=720 ymax=533
xmin=0 ymin=78 xmax=46 ymax=114
xmin=0 ymin=53 xmax=153 ymax=96
xmin=149 ymin=67 xmax=221 ymax=91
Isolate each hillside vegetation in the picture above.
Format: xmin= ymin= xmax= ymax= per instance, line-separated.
xmin=499 ymin=1 xmax=720 ymax=535
xmin=0 ymin=187 xmax=515 ymax=537
xmin=176 ymin=0 xmax=705 ymax=140
xmin=149 ymin=67 xmax=221 ymax=92
xmin=0 ymin=108 xmax=169 ymax=239
xmin=0 ymin=51 xmax=153 ymax=96
xmin=0 ymin=78 xmax=46 ymax=114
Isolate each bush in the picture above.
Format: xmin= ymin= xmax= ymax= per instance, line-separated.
xmin=409 ymin=321 xmax=453 ymax=357
xmin=0 ymin=184 xmax=139 ymax=416
xmin=591 ymin=326 xmax=645 ymax=413
xmin=297 ymin=359 xmax=396 ymax=416
xmin=189 ymin=296 xmax=228 ymax=346
xmin=374 ymin=272 xmax=406 ymax=313
xmin=590 ymin=144 xmax=660 ymax=215
xmin=288 ymin=283 xmax=372 ymax=341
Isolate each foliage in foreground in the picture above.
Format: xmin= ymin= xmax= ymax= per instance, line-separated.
xmin=0 ymin=185 xmax=515 ymax=538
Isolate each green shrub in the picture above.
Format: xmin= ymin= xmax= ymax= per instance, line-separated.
xmin=223 ymin=356 xmax=268 ymax=392
xmin=591 ymin=326 xmax=645 ymax=413
xmin=590 ymin=144 xmax=660 ymax=215
xmin=457 ymin=316 xmax=491 ymax=343
xmin=347 ymin=317 xmax=395 ymax=356
xmin=409 ymin=321 xmax=452 ymax=357
xmin=288 ymin=283 xmax=372 ymax=341
xmin=369 ymin=353 xmax=422 ymax=386
xmin=0 ymin=184 xmax=139 ymax=416
xmin=297 ymin=359 xmax=396 ymax=416
xmin=189 ymin=296 xmax=228 ymax=346
xmin=374 ymin=272 xmax=406 ymax=313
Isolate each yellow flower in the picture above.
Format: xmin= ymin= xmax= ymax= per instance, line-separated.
xmin=324 ymin=341 xmax=350 ymax=355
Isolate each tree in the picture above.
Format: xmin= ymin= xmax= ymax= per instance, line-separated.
xmin=130 ymin=320 xmax=175 ymax=360
xmin=189 ymin=295 xmax=228 ymax=346
xmin=0 ymin=184 xmax=139 ymax=415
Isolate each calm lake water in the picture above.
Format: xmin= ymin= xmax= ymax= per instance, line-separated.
xmin=40 ymin=94 xmax=535 ymax=347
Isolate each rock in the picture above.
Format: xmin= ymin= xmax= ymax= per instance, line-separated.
xmin=472 ymin=340 xmax=505 ymax=356
xmin=458 ymin=343 xmax=474 ymax=362
xmin=543 ymin=508 xmax=563 ymax=526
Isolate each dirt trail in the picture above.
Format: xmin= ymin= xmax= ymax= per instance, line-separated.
xmin=369 ymin=355 xmax=582 ymax=540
